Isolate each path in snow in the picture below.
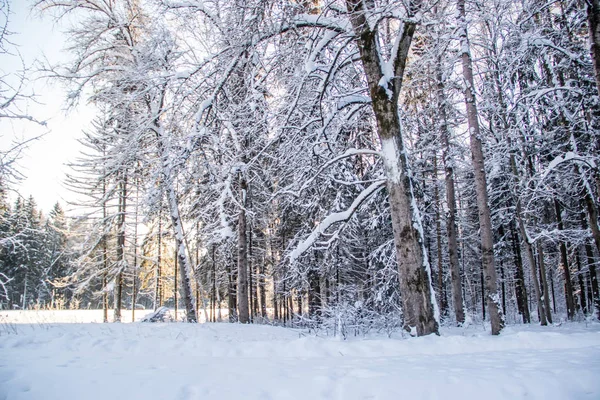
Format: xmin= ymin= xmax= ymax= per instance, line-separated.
xmin=0 ymin=320 xmax=599 ymax=400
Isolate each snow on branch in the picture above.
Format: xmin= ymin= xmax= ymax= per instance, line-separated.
xmin=288 ymin=180 xmax=385 ymax=263
xmin=289 ymin=14 xmax=352 ymax=34
xmin=540 ymin=151 xmax=597 ymax=181
xmin=279 ymin=148 xmax=381 ymax=197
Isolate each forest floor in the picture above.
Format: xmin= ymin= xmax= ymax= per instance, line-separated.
xmin=0 ymin=311 xmax=599 ymax=400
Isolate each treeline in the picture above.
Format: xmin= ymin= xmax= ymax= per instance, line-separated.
xmin=16 ymin=0 xmax=600 ymax=335
xmin=0 ymin=191 xmax=72 ymax=309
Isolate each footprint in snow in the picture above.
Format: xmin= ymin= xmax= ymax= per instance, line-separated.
xmin=177 ymin=385 xmax=202 ymax=400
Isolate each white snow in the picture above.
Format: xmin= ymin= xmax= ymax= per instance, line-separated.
xmin=380 ymin=137 xmax=402 ymax=184
xmin=1 ymin=313 xmax=599 ymax=400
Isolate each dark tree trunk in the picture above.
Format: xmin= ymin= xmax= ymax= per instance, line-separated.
xmin=581 ymin=199 xmax=600 ymax=320
xmin=237 ymin=174 xmax=250 ymax=324
xmin=259 ymin=259 xmax=266 ymax=319
xmin=433 ymin=154 xmax=448 ymax=317
xmin=227 ymin=258 xmax=236 ymax=322
xmin=587 ymin=0 xmax=600 ymax=95
xmin=536 ymin=242 xmax=553 ymax=323
xmin=174 ymin=247 xmax=178 ymax=319
xmin=308 ymin=269 xmax=321 ymax=317
xmin=510 ymin=223 xmax=530 ymax=323
xmin=554 ymin=199 xmax=575 ymax=319
xmin=102 ymin=176 xmax=109 ymax=323
xmin=575 ymin=252 xmax=588 ymax=314
xmin=155 ymin=214 xmax=163 ymax=308
xmin=114 ymin=176 xmax=127 ymax=323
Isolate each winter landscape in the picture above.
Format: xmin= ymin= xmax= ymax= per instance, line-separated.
xmin=2 ymin=0 xmax=600 ymax=398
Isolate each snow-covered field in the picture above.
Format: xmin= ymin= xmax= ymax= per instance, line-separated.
xmin=1 ymin=312 xmax=599 ymax=400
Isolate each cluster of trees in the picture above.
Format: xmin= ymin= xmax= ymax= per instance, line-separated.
xmin=0 ymin=193 xmax=72 ymax=309
xmin=10 ymin=0 xmax=597 ymax=336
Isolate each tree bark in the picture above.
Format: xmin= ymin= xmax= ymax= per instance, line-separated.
xmin=237 ymin=173 xmax=250 ymax=323
xmin=227 ymin=257 xmax=236 ymax=322
xmin=102 ymin=174 xmax=108 ymax=323
xmin=457 ymin=0 xmax=503 ymax=334
xmin=587 ymin=0 xmax=600 ymax=96
xmin=155 ymin=213 xmax=163 ymax=308
xmin=433 ymin=154 xmax=448 ymax=318
xmin=166 ymin=184 xmax=197 ymax=322
xmin=581 ymin=210 xmax=600 ymax=319
xmin=114 ymin=176 xmax=126 ymax=323
xmin=437 ymin=67 xmax=465 ymax=325
xmin=536 ymin=242 xmax=553 ymax=323
xmin=554 ymin=199 xmax=576 ymax=320
xmin=510 ymin=223 xmax=530 ymax=323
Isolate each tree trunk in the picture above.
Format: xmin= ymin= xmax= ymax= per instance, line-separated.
xmin=554 ymin=199 xmax=575 ymax=319
xmin=575 ymin=251 xmax=588 ymax=314
xmin=346 ymin=0 xmax=438 ymax=336
xmin=457 ymin=0 xmax=503 ymax=334
xmin=114 ymin=176 xmax=126 ymax=323
xmin=259 ymin=258 xmax=266 ymax=319
xmin=437 ymin=67 xmax=465 ymax=325
xmin=536 ymin=242 xmax=553 ymax=323
xmin=174 ymin=246 xmax=178 ymax=319
xmin=155 ymin=214 xmax=163 ymax=308
xmin=165 ymin=182 xmax=197 ymax=322
xmin=581 ymin=211 xmax=600 ymax=319
xmin=433 ymin=154 xmax=448 ymax=317
xmin=237 ymin=174 xmax=250 ymax=324
xmin=227 ymin=257 xmax=236 ymax=322
xmin=587 ymin=0 xmax=600 ymax=96
xmin=102 ymin=175 xmax=109 ymax=323
xmin=212 ymin=245 xmax=217 ymax=322
xmin=132 ymin=189 xmax=139 ymax=322
xmin=308 ymin=269 xmax=321 ymax=317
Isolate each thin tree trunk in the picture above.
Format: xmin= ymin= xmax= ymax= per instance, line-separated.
xmin=308 ymin=269 xmax=321 ymax=317
xmin=102 ymin=176 xmax=108 ymax=323
xmin=510 ymin=224 xmax=530 ymax=323
xmin=433 ymin=154 xmax=447 ymax=317
xmin=587 ymin=0 xmax=600 ymax=96
xmin=581 ymin=211 xmax=600 ymax=319
xmin=500 ymin=260 xmax=506 ymax=316
xmin=249 ymin=225 xmax=258 ymax=320
xmin=237 ymin=173 xmax=250 ymax=324
xmin=155 ymin=214 xmax=163 ymax=308
xmin=575 ymin=252 xmax=588 ymax=314
xmin=166 ymin=183 xmax=197 ymax=322
xmin=554 ymin=199 xmax=575 ymax=319
xmin=212 ymin=245 xmax=217 ymax=322
xmin=259 ymin=258 xmax=266 ymax=319
xmin=457 ymin=0 xmax=503 ymax=334
xmin=114 ymin=176 xmax=126 ymax=323
xmin=174 ymin=246 xmax=178 ymax=319
xmin=132 ymin=186 xmax=138 ymax=322
xmin=514 ymin=194 xmax=546 ymax=325
xmin=437 ymin=70 xmax=465 ymax=324
xmin=536 ymin=242 xmax=553 ymax=323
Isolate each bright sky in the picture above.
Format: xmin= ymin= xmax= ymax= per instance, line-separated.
xmin=1 ymin=1 xmax=94 ymax=214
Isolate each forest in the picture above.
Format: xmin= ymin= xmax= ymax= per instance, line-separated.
xmin=1 ymin=0 xmax=600 ymax=338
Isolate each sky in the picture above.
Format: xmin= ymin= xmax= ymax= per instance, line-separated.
xmin=1 ymin=1 xmax=94 ymax=214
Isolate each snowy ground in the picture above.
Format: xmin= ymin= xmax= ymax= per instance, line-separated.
xmin=0 ymin=314 xmax=599 ymax=400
